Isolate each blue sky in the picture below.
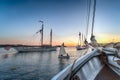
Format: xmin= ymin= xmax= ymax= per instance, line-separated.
xmin=0 ymin=0 xmax=120 ymax=46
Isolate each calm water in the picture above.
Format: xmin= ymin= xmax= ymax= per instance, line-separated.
xmin=0 ymin=47 xmax=87 ymax=80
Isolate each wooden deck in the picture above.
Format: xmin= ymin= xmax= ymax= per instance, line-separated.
xmin=95 ymin=66 xmax=120 ymax=80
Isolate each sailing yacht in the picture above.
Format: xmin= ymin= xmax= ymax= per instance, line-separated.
xmin=76 ymin=32 xmax=86 ymax=50
xmin=58 ymin=43 xmax=70 ymax=58
xmin=16 ymin=21 xmax=57 ymax=52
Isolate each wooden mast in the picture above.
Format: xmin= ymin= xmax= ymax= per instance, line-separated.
xmin=91 ymin=0 xmax=96 ymax=37
xmin=39 ymin=20 xmax=44 ymax=46
xmin=41 ymin=23 xmax=44 ymax=46
xmin=79 ymin=32 xmax=81 ymax=46
xmin=50 ymin=29 xmax=52 ymax=46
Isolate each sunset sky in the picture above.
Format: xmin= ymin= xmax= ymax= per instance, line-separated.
xmin=0 ymin=0 xmax=120 ymax=46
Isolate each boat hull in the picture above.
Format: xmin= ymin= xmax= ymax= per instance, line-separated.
xmin=58 ymin=55 xmax=70 ymax=59
xmin=15 ymin=46 xmax=57 ymax=52
xmin=52 ymin=48 xmax=120 ymax=80
xmin=76 ymin=46 xmax=86 ymax=50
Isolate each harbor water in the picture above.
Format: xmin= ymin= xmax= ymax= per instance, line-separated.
xmin=0 ymin=47 xmax=87 ymax=80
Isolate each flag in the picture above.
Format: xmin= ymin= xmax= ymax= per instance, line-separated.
xmin=39 ymin=20 xmax=43 ymax=23
xmin=40 ymin=29 xmax=42 ymax=33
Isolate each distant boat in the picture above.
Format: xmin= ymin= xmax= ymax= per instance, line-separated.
xmin=0 ymin=47 xmax=18 ymax=58
xmin=58 ymin=43 xmax=69 ymax=58
xmin=76 ymin=32 xmax=86 ymax=50
xmin=16 ymin=21 xmax=57 ymax=52
xmin=76 ymin=45 xmax=86 ymax=50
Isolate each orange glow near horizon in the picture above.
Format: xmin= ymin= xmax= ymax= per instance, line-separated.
xmin=0 ymin=33 xmax=120 ymax=46
xmin=96 ymin=33 xmax=120 ymax=43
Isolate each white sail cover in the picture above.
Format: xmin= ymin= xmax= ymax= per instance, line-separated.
xmin=59 ymin=43 xmax=67 ymax=56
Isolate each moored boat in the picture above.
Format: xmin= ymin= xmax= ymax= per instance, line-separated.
xmin=16 ymin=21 xmax=57 ymax=52
xmin=76 ymin=32 xmax=86 ymax=50
xmin=0 ymin=47 xmax=18 ymax=59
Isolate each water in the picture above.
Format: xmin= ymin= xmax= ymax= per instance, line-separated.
xmin=0 ymin=47 xmax=87 ymax=80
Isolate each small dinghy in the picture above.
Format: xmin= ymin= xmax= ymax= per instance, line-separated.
xmin=76 ymin=32 xmax=86 ymax=50
xmin=58 ymin=43 xmax=70 ymax=59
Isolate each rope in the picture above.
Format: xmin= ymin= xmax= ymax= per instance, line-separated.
xmin=100 ymin=51 xmax=120 ymax=70
xmin=86 ymin=0 xmax=91 ymax=39
xmin=67 ymin=47 xmax=90 ymax=80
xmin=67 ymin=59 xmax=77 ymax=80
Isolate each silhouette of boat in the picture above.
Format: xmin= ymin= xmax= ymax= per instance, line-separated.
xmin=16 ymin=21 xmax=57 ymax=52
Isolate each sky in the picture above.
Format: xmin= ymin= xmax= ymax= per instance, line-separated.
xmin=0 ymin=0 xmax=120 ymax=46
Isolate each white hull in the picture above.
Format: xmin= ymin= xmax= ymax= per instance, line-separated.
xmin=16 ymin=46 xmax=57 ymax=52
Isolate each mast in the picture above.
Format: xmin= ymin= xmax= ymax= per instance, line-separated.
xmin=81 ymin=33 xmax=83 ymax=46
xmin=39 ymin=20 xmax=44 ymax=46
xmin=91 ymin=0 xmax=96 ymax=36
xmin=82 ymin=34 xmax=84 ymax=45
xmin=79 ymin=32 xmax=81 ymax=46
xmin=90 ymin=0 xmax=98 ymax=47
xmin=50 ymin=29 xmax=52 ymax=46
xmin=41 ymin=23 xmax=44 ymax=46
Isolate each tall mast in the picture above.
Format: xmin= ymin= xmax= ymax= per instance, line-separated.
xmin=91 ymin=0 xmax=96 ymax=36
xmin=79 ymin=32 xmax=81 ymax=46
xmin=90 ymin=0 xmax=98 ymax=47
xmin=50 ymin=29 xmax=52 ymax=46
xmin=82 ymin=34 xmax=84 ymax=45
xmin=39 ymin=20 xmax=44 ymax=46
xmin=41 ymin=23 xmax=44 ymax=46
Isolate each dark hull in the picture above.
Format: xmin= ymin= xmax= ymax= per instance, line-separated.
xmin=95 ymin=66 xmax=120 ymax=80
xmin=58 ymin=55 xmax=70 ymax=59
xmin=76 ymin=46 xmax=86 ymax=50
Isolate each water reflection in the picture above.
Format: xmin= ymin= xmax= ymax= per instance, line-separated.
xmin=0 ymin=47 xmax=85 ymax=80
xmin=58 ymin=58 xmax=70 ymax=71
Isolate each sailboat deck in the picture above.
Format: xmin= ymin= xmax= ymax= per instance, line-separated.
xmin=95 ymin=66 xmax=120 ymax=80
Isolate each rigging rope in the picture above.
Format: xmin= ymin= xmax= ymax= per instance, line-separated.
xmin=67 ymin=59 xmax=77 ymax=80
xmin=86 ymin=0 xmax=91 ymax=39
